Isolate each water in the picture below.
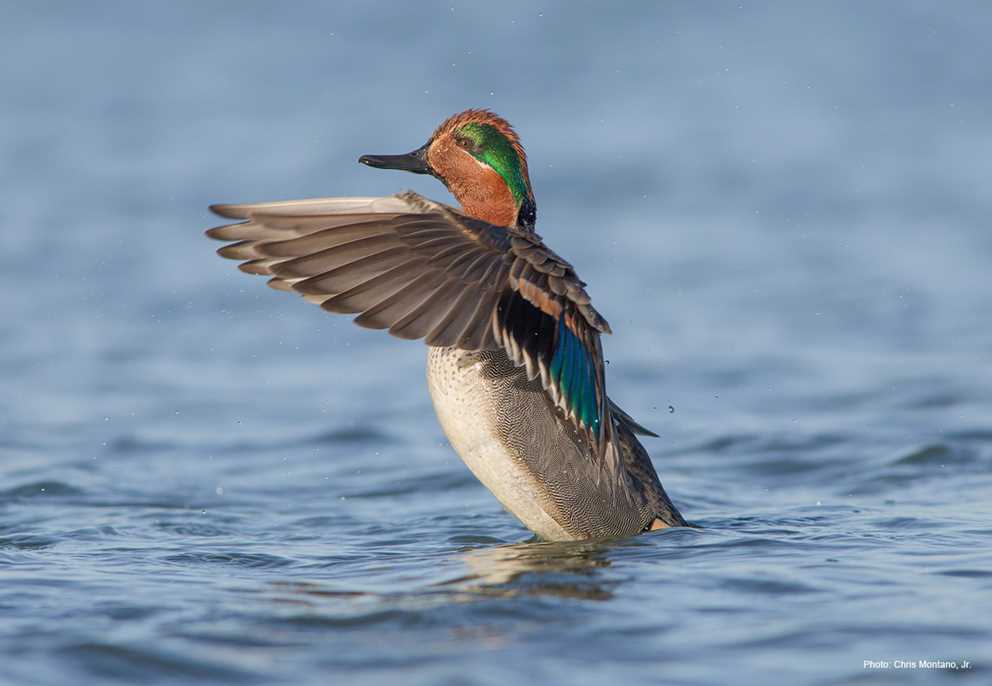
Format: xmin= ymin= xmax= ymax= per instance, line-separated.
xmin=2 ymin=2 xmax=991 ymax=684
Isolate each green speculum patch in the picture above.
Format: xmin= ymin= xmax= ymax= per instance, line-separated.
xmin=458 ymin=123 xmax=530 ymax=206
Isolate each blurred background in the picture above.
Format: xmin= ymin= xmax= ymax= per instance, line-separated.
xmin=2 ymin=2 xmax=990 ymax=685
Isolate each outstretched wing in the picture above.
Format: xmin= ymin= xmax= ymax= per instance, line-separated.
xmin=207 ymin=191 xmax=614 ymax=452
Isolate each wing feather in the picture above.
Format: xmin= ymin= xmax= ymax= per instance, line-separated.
xmin=289 ymin=248 xmax=413 ymax=295
xmin=318 ymin=260 xmax=423 ymax=314
xmin=207 ymin=191 xmax=615 ymax=454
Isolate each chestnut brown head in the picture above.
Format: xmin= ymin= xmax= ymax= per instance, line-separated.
xmin=360 ymin=109 xmax=536 ymax=230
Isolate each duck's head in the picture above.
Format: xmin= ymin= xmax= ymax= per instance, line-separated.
xmin=359 ymin=109 xmax=536 ymax=230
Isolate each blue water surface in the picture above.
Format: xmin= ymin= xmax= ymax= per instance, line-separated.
xmin=1 ymin=2 xmax=990 ymax=684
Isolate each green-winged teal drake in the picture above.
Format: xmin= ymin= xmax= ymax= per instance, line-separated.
xmin=207 ymin=109 xmax=687 ymax=540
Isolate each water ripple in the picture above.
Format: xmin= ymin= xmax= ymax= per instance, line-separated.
xmin=161 ymin=552 xmax=297 ymax=569
xmin=0 ymin=481 xmax=84 ymax=499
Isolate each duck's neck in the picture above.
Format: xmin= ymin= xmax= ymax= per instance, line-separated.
xmin=515 ymin=195 xmax=536 ymax=231
xmin=451 ymin=176 xmax=536 ymax=231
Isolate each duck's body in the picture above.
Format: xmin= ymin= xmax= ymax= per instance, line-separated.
xmin=208 ymin=110 xmax=686 ymax=539
xmin=427 ymin=346 xmax=575 ymax=540
xmin=428 ymin=346 xmax=682 ymax=538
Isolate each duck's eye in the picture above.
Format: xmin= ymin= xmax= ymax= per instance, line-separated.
xmin=454 ymin=135 xmax=476 ymax=152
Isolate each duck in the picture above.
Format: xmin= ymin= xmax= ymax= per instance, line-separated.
xmin=207 ymin=109 xmax=687 ymax=540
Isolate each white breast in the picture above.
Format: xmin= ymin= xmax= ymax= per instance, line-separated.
xmin=425 ymin=346 xmax=577 ymax=541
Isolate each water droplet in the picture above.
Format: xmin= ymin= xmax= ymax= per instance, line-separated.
xmin=668 ymin=405 xmax=675 ymax=414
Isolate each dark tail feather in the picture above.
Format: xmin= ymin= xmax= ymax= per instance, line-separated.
xmin=608 ymin=399 xmax=659 ymax=438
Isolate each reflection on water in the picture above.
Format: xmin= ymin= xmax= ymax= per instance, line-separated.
xmin=268 ymin=539 xmax=617 ymax=607
xmin=445 ymin=541 xmax=615 ymax=600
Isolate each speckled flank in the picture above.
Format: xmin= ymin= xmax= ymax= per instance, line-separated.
xmin=426 ymin=345 xmax=578 ymax=541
